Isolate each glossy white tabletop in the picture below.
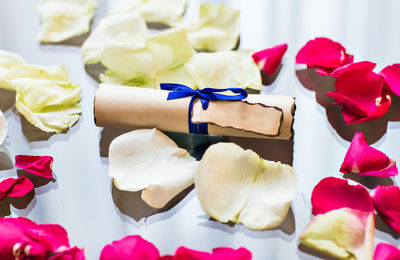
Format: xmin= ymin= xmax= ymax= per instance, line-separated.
xmin=1 ymin=0 xmax=400 ymax=259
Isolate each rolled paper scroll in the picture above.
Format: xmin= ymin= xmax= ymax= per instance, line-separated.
xmin=94 ymin=84 xmax=295 ymax=139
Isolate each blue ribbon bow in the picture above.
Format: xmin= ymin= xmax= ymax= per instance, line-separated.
xmin=160 ymin=83 xmax=248 ymax=134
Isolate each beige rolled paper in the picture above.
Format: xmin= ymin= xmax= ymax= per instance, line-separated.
xmin=94 ymin=84 xmax=295 ymax=139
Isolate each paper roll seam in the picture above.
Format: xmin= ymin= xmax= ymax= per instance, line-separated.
xmin=94 ymin=84 xmax=295 ymax=139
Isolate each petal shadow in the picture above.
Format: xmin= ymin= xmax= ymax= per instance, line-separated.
xmin=296 ymin=69 xmax=399 ymax=144
xmin=112 ymin=183 xmax=193 ymax=222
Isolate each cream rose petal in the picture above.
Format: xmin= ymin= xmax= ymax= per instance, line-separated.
xmin=81 ymin=12 xmax=149 ymax=65
xmin=108 ymin=0 xmax=187 ymax=26
xmin=185 ymin=51 xmax=262 ymax=91
xmin=299 ymin=208 xmax=375 ymax=260
xmin=0 ymin=50 xmax=26 ymax=90
xmin=146 ymin=29 xmax=195 ymax=73
xmin=109 ymin=129 xmax=198 ymax=209
xmin=5 ymin=64 xmax=81 ymax=133
xmin=38 ymin=0 xmax=98 ymax=43
xmin=183 ymin=4 xmax=240 ymax=52
xmin=195 ymin=142 xmax=296 ymax=230
xmin=99 ymin=33 xmax=155 ymax=88
xmin=0 ymin=111 xmax=7 ymax=145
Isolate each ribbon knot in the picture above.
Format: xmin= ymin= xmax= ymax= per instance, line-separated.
xmin=160 ymin=83 xmax=248 ymax=134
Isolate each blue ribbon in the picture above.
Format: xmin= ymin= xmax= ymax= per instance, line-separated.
xmin=160 ymin=83 xmax=248 ymax=134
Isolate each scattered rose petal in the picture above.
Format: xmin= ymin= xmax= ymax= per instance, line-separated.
xmin=0 ymin=177 xmax=34 ymax=201
xmin=340 ymin=132 xmax=398 ymax=177
xmin=374 ymin=243 xmax=400 ymax=260
xmin=38 ymin=0 xmax=97 ymax=43
xmin=379 ymin=64 xmax=400 ymax=97
xmin=299 ymin=208 xmax=375 ymax=260
xmin=252 ymin=43 xmax=288 ymax=75
xmin=0 ymin=217 xmax=75 ymax=260
xmin=173 ymin=247 xmax=252 ymax=260
xmin=326 ymin=62 xmax=391 ymax=124
xmin=196 ymin=142 xmax=296 ymax=230
xmin=109 ymin=129 xmax=198 ymax=209
xmin=311 ymin=177 xmax=373 ymax=215
xmin=81 ymin=12 xmax=149 ymax=65
xmin=1 ymin=61 xmax=82 ymax=133
xmin=185 ymin=50 xmax=262 ymax=91
xmin=331 ymin=61 xmax=377 ymax=78
xmin=48 ymin=247 xmax=85 ymax=260
xmin=371 ymin=185 xmax=400 ymax=233
xmin=0 ymin=110 xmax=7 ymax=145
xmin=296 ymin=37 xmax=353 ymax=75
xmin=183 ymin=3 xmax=240 ymax=52
xmin=100 ymin=235 xmax=160 ymax=260
xmin=15 ymin=155 xmax=54 ymax=178
xmin=108 ymin=0 xmax=187 ymax=26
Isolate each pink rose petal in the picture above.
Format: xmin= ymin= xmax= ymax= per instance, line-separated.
xmin=371 ymin=185 xmax=400 ymax=233
xmin=299 ymin=208 xmax=375 ymax=260
xmin=100 ymin=235 xmax=160 ymax=260
xmin=252 ymin=43 xmax=288 ymax=75
xmin=48 ymin=247 xmax=85 ymax=260
xmin=374 ymin=243 xmax=400 ymax=260
xmin=379 ymin=64 xmax=400 ymax=97
xmin=340 ymin=132 xmax=397 ymax=177
xmin=332 ymin=61 xmax=377 ymax=77
xmin=173 ymin=247 xmax=212 ymax=260
xmin=326 ymin=65 xmax=392 ymax=124
xmin=212 ymin=247 xmax=252 ymax=260
xmin=311 ymin=177 xmax=374 ymax=215
xmin=15 ymin=155 xmax=53 ymax=178
xmin=173 ymin=247 xmax=252 ymax=260
xmin=296 ymin=37 xmax=353 ymax=75
xmin=0 ymin=217 xmax=72 ymax=260
xmin=0 ymin=177 xmax=34 ymax=201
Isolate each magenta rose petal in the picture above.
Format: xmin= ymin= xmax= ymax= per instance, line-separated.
xmin=374 ymin=243 xmax=400 ymax=260
xmin=371 ymin=185 xmax=400 ymax=232
xmin=296 ymin=37 xmax=353 ymax=75
xmin=15 ymin=155 xmax=54 ymax=178
xmin=340 ymin=132 xmax=398 ymax=177
xmin=379 ymin=64 xmax=400 ymax=96
xmin=25 ymin=224 xmax=70 ymax=252
xmin=0 ymin=177 xmax=34 ymax=200
xmin=311 ymin=177 xmax=374 ymax=215
xmin=251 ymin=43 xmax=288 ymax=75
xmin=173 ymin=247 xmax=212 ymax=260
xmin=48 ymin=247 xmax=85 ymax=260
xmin=0 ymin=217 xmax=74 ymax=260
xmin=326 ymin=66 xmax=392 ymax=124
xmin=212 ymin=247 xmax=252 ymax=260
xmin=100 ymin=235 xmax=160 ymax=260
xmin=332 ymin=61 xmax=377 ymax=77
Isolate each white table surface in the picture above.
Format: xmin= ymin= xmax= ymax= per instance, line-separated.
xmin=1 ymin=0 xmax=400 ymax=259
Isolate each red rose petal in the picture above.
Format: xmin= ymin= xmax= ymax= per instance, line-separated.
xmin=0 ymin=177 xmax=34 ymax=201
xmin=251 ymin=43 xmax=288 ymax=75
xmin=100 ymin=235 xmax=160 ymax=260
xmin=371 ymin=186 xmax=400 ymax=233
xmin=340 ymin=132 xmax=398 ymax=177
xmin=326 ymin=66 xmax=391 ymax=124
xmin=379 ymin=64 xmax=400 ymax=97
xmin=311 ymin=177 xmax=374 ymax=215
xmin=374 ymin=243 xmax=400 ymax=260
xmin=296 ymin=37 xmax=353 ymax=75
xmin=15 ymin=155 xmax=53 ymax=178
